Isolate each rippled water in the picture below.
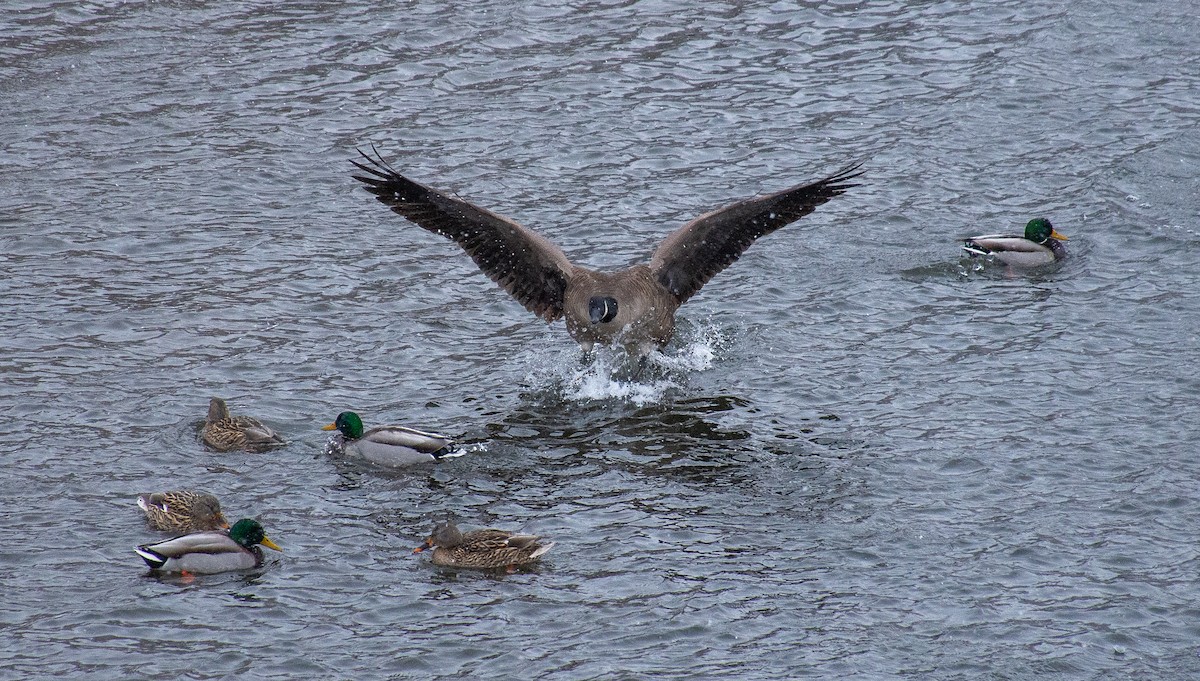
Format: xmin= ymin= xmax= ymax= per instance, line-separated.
xmin=3 ymin=0 xmax=1199 ymax=678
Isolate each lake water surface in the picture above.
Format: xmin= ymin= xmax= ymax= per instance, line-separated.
xmin=2 ymin=1 xmax=1199 ymax=678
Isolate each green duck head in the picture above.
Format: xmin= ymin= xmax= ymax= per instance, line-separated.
xmin=1024 ymin=218 xmax=1069 ymax=244
xmin=229 ymin=518 xmax=283 ymax=552
xmin=322 ymin=411 xmax=364 ymax=439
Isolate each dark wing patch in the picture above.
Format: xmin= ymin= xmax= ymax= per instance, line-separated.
xmin=351 ymin=148 xmax=573 ymax=322
xmin=649 ymin=163 xmax=864 ymax=305
xmin=501 ymin=534 xmax=541 ymax=549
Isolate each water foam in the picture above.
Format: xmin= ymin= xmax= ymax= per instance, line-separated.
xmin=522 ymin=319 xmax=729 ymax=406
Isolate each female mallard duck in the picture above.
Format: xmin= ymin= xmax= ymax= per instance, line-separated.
xmin=962 ymin=218 xmax=1069 ymax=267
xmin=322 ymin=411 xmax=459 ymax=467
xmin=135 ymin=518 xmax=282 ymax=574
xmin=202 ymin=397 xmax=286 ymax=452
xmin=137 ymin=490 xmax=230 ymax=532
xmin=413 ymin=519 xmax=555 ymax=570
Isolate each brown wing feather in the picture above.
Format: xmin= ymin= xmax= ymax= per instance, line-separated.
xmin=460 ymin=529 xmax=530 ymax=550
xmin=351 ymin=148 xmax=574 ymax=322
xmin=649 ymin=163 xmax=864 ymax=304
xmin=443 ymin=530 xmax=549 ymax=568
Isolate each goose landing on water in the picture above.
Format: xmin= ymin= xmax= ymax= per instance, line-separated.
xmin=351 ymin=149 xmax=864 ymax=357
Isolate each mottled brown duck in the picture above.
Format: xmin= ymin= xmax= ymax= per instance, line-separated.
xmin=201 ymin=397 xmax=286 ymax=452
xmin=137 ymin=490 xmax=229 ymax=532
xmin=414 ymin=520 xmax=554 ymax=570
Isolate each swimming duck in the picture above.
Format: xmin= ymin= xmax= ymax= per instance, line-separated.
xmin=135 ymin=518 xmax=282 ymax=574
xmin=137 ymin=490 xmax=230 ymax=532
xmin=322 ymin=411 xmax=458 ymax=466
xmin=414 ymin=519 xmax=555 ymax=570
xmin=351 ymin=148 xmax=863 ymax=356
xmin=201 ymin=397 xmax=286 ymax=452
xmin=962 ymin=218 xmax=1069 ymax=267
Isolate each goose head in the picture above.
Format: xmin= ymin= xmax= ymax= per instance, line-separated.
xmin=588 ymin=296 xmax=619 ymax=324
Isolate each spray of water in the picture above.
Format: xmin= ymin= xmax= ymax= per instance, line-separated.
xmin=521 ymin=319 xmax=730 ymax=406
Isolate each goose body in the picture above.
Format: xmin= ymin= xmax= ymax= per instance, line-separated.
xmin=202 ymin=397 xmax=286 ymax=452
xmin=135 ymin=518 xmax=282 ymax=574
xmin=415 ymin=520 xmax=554 ymax=570
xmin=322 ymin=411 xmax=458 ymax=467
xmin=352 ymin=149 xmax=862 ymax=355
xmin=962 ymin=218 xmax=1068 ymax=267
xmin=137 ymin=490 xmax=229 ymax=532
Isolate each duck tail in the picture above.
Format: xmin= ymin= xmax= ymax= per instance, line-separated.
xmin=529 ymin=541 xmax=555 ymax=559
xmin=134 ymin=545 xmax=168 ymax=570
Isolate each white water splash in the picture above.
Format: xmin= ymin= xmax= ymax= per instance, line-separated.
xmin=444 ymin=441 xmax=488 ymax=458
xmin=522 ymin=319 xmax=729 ymax=406
xmin=560 ymin=351 xmax=671 ymax=405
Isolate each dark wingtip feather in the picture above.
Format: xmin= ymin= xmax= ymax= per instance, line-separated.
xmin=350 ymin=145 xmax=406 ymax=185
xmin=134 ymin=545 xmax=167 ymax=569
xmin=344 ymin=146 xmax=573 ymax=322
xmin=821 ymin=161 xmax=867 ymax=193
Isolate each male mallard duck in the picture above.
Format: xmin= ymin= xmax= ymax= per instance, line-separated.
xmin=962 ymin=218 xmax=1069 ymax=267
xmin=413 ymin=519 xmax=554 ymax=570
xmin=352 ymin=148 xmax=862 ymax=356
xmin=322 ymin=411 xmax=458 ymax=467
xmin=201 ymin=397 xmax=286 ymax=452
xmin=137 ymin=490 xmax=230 ymax=532
xmin=135 ymin=518 xmax=282 ymax=574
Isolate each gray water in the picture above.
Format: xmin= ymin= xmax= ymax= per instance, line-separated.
xmin=2 ymin=1 xmax=1199 ymax=678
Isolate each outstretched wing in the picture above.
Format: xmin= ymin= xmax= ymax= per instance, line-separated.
xmin=351 ymin=148 xmax=574 ymax=322
xmin=649 ymin=163 xmax=864 ymax=305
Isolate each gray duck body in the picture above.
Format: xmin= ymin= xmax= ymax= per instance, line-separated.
xmin=134 ymin=519 xmax=282 ymax=574
xmin=962 ymin=218 xmax=1069 ymax=267
xmin=324 ymin=426 xmax=456 ymax=466
xmin=323 ymin=411 xmax=458 ymax=467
